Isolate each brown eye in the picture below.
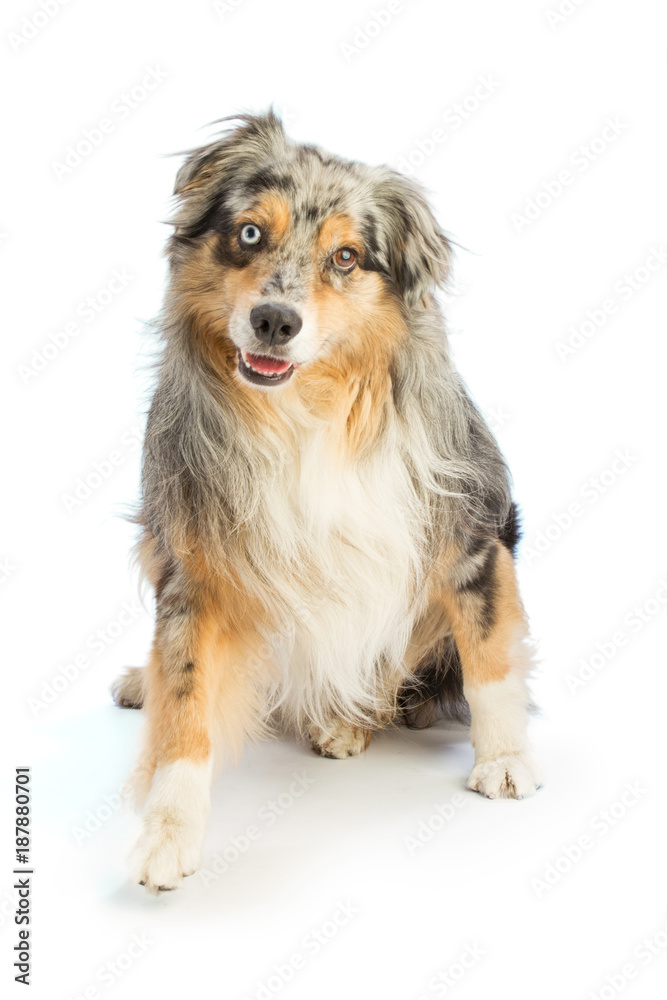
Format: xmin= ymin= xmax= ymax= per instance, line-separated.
xmin=333 ymin=247 xmax=358 ymax=271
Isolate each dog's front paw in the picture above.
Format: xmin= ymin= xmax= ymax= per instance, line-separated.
xmin=130 ymin=813 xmax=203 ymax=892
xmin=467 ymin=752 xmax=541 ymax=800
xmin=309 ymin=720 xmax=371 ymax=759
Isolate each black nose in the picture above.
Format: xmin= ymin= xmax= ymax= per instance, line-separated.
xmin=249 ymin=303 xmax=302 ymax=346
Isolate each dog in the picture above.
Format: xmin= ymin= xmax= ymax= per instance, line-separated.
xmin=112 ymin=111 xmax=541 ymax=892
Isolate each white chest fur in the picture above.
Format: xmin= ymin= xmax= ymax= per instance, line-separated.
xmin=248 ymin=412 xmax=428 ymax=728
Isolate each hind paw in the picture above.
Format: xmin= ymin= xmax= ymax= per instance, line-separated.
xmin=111 ymin=667 xmax=145 ymax=709
xmin=309 ymin=721 xmax=371 ymax=759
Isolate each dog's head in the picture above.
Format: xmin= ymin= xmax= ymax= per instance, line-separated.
xmin=167 ymin=111 xmax=450 ymax=390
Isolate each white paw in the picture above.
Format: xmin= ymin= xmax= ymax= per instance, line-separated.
xmin=130 ymin=759 xmax=211 ymax=892
xmin=467 ymin=752 xmax=542 ymax=800
xmin=309 ymin=720 xmax=371 ymax=759
xmin=130 ymin=812 xmax=203 ymax=892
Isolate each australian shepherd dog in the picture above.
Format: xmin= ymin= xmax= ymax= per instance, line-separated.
xmin=112 ymin=111 xmax=541 ymax=892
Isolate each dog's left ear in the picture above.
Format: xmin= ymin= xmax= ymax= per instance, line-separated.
xmin=370 ymin=171 xmax=451 ymax=309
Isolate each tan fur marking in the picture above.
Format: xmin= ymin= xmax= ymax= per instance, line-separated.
xmin=316 ymin=213 xmax=362 ymax=258
xmin=240 ymin=191 xmax=291 ymax=242
xmin=144 ymin=597 xmax=217 ymax=765
xmin=300 ymin=264 xmax=407 ymax=456
xmin=438 ymin=542 xmax=526 ymax=687
xmin=139 ymin=564 xmax=278 ymax=774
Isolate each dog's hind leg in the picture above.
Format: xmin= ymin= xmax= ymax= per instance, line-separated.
xmin=438 ymin=540 xmax=541 ymax=799
xmin=110 ymin=666 xmax=145 ymax=709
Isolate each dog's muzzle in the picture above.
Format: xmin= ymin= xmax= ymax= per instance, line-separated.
xmin=237 ymin=302 xmax=302 ymax=387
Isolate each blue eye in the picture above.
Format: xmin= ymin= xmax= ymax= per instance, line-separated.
xmin=240 ymin=224 xmax=262 ymax=245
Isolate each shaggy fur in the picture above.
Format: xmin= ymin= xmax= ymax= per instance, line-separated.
xmin=113 ymin=112 xmax=540 ymax=892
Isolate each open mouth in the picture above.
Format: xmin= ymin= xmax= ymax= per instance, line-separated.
xmin=237 ymin=350 xmax=296 ymax=386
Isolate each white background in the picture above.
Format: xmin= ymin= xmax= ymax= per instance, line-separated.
xmin=2 ymin=1 xmax=666 ymax=998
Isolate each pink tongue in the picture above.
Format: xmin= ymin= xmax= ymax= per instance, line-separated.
xmin=246 ymin=352 xmax=292 ymax=375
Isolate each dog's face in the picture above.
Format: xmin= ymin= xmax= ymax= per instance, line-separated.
xmin=168 ymin=112 xmax=450 ymax=390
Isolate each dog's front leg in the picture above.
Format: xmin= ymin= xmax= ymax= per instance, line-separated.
xmin=129 ymin=580 xmax=228 ymax=891
xmin=440 ymin=541 xmax=541 ymax=799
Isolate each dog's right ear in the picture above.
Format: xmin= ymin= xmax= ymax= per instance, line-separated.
xmin=170 ymin=111 xmax=286 ymax=240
